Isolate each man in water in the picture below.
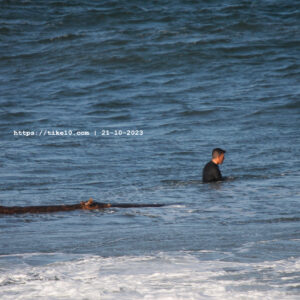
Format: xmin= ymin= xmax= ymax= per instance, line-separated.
xmin=202 ymin=148 xmax=226 ymax=183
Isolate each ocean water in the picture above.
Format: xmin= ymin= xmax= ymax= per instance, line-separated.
xmin=0 ymin=0 xmax=299 ymax=299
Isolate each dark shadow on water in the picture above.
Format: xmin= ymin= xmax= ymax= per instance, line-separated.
xmin=161 ymin=176 xmax=236 ymax=187
xmin=160 ymin=179 xmax=202 ymax=186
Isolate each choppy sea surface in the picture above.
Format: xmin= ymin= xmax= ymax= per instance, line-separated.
xmin=0 ymin=0 xmax=299 ymax=299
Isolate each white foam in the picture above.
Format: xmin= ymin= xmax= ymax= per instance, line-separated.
xmin=0 ymin=252 xmax=299 ymax=300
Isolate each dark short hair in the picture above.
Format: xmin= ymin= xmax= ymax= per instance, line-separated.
xmin=212 ymin=148 xmax=226 ymax=158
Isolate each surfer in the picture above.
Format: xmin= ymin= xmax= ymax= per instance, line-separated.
xmin=202 ymin=148 xmax=226 ymax=183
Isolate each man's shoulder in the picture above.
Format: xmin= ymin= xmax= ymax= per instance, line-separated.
xmin=204 ymin=160 xmax=217 ymax=169
xmin=203 ymin=161 xmax=218 ymax=176
xmin=203 ymin=161 xmax=210 ymax=171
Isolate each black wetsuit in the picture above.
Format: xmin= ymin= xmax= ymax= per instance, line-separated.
xmin=202 ymin=161 xmax=223 ymax=183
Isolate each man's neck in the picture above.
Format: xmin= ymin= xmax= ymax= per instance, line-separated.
xmin=212 ymin=158 xmax=219 ymax=164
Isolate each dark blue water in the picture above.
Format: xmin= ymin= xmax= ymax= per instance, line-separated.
xmin=0 ymin=1 xmax=299 ymax=299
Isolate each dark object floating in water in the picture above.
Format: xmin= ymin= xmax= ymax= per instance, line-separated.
xmin=0 ymin=198 xmax=165 ymax=215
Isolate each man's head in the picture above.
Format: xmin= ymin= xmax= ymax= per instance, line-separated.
xmin=212 ymin=148 xmax=226 ymax=165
